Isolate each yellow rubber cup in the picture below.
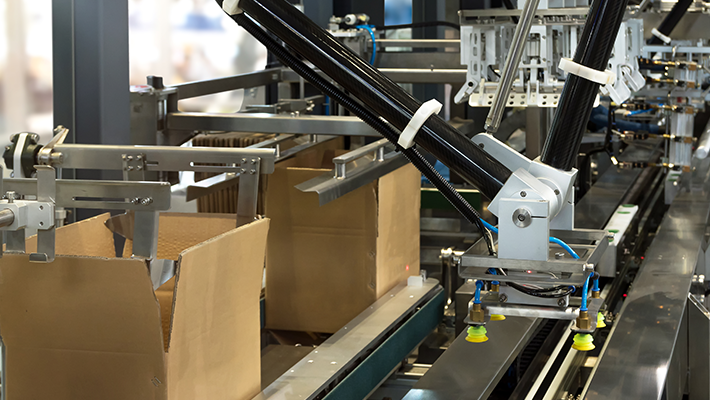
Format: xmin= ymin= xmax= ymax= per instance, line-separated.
xmin=466 ymin=326 xmax=489 ymax=343
xmin=597 ymin=312 xmax=607 ymax=329
xmin=490 ymin=314 xmax=506 ymax=321
xmin=572 ymin=333 xmax=595 ymax=351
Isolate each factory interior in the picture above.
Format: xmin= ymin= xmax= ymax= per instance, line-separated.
xmin=1 ymin=0 xmax=710 ymax=399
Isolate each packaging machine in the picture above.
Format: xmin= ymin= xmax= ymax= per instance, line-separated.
xmin=2 ymin=0 xmax=710 ymax=399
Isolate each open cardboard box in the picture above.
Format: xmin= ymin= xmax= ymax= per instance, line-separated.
xmin=0 ymin=212 xmax=269 ymax=400
xmin=264 ymin=144 xmax=421 ymax=333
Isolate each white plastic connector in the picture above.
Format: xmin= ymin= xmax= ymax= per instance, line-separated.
xmin=407 ymin=275 xmax=424 ymax=287
xmin=398 ymin=99 xmax=443 ymax=149
xmin=223 ymin=0 xmax=243 ymax=15
xmin=559 ymin=58 xmax=616 ymax=85
xmin=651 ymin=28 xmax=672 ymax=44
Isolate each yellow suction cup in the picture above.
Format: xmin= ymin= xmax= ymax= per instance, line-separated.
xmin=466 ymin=326 xmax=489 ymax=343
xmin=490 ymin=314 xmax=506 ymax=321
xmin=597 ymin=312 xmax=606 ymax=328
xmin=572 ymin=333 xmax=595 ymax=351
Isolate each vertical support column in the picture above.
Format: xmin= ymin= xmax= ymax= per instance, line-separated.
xmin=53 ymin=0 xmax=131 ymax=220
xmin=526 ymin=107 xmax=550 ymax=160
xmin=688 ymin=294 xmax=710 ymax=400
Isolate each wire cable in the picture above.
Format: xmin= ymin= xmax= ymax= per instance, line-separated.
xmin=480 ymin=219 xmax=580 ymax=259
xmin=356 ymin=25 xmax=377 ymax=65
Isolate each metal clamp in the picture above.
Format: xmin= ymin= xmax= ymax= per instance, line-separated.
xmin=334 ymin=138 xmax=390 ymax=179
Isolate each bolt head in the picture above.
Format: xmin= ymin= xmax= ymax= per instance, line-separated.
xmin=520 ymin=191 xmax=527 ymax=197
xmin=141 ymin=198 xmax=153 ymax=206
xmin=558 ymin=298 xmax=567 ymax=307
xmin=499 ymin=294 xmax=508 ymax=303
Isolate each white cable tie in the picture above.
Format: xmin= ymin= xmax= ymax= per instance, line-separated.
xmin=558 ymin=58 xmax=616 ymax=85
xmin=651 ymin=28 xmax=672 ymax=44
xmin=223 ymin=0 xmax=243 ymax=15
xmin=398 ymin=99 xmax=443 ymax=149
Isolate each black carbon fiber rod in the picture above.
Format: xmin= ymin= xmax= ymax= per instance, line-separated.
xmin=225 ymin=10 xmax=496 ymax=254
xmin=648 ymin=0 xmax=692 ymax=45
xmin=235 ymin=0 xmax=512 ymax=200
xmin=540 ymin=0 xmax=629 ymax=171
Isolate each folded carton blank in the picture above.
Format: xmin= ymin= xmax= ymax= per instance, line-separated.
xmin=0 ymin=213 xmax=269 ymax=400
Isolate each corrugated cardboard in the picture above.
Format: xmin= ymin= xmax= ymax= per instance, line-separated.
xmin=193 ymin=133 xmax=275 ymax=214
xmin=0 ymin=213 xmax=270 ymax=400
xmin=264 ymin=147 xmax=421 ymax=333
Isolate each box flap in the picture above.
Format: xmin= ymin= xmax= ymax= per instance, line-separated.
xmin=25 ymin=213 xmax=116 ymax=258
xmin=375 ymin=164 xmax=421 ymax=297
xmin=121 ymin=213 xmax=239 ymax=261
xmin=0 ymin=254 xmax=166 ymax=400
xmin=166 ymin=218 xmax=269 ymax=400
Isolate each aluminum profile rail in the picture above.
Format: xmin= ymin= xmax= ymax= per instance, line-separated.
xmin=584 ymin=158 xmax=710 ymax=399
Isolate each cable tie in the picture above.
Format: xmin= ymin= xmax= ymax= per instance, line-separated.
xmin=558 ymin=58 xmax=616 ymax=85
xmin=398 ymin=99 xmax=442 ymax=149
xmin=651 ymin=28 xmax=672 ymax=44
xmin=223 ymin=0 xmax=243 ymax=15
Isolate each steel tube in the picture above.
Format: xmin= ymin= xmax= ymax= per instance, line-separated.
xmin=0 ymin=209 xmax=15 ymax=228
xmin=236 ymin=0 xmax=512 ymax=200
xmin=540 ymin=0 xmax=630 ymax=171
xmin=484 ymin=0 xmax=540 ymax=133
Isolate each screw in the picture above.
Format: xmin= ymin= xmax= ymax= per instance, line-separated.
xmin=5 ymin=191 xmax=17 ymax=203
xmin=517 ymin=214 xmax=526 ymax=222
xmin=136 ymin=166 xmax=143 ymax=171
xmin=555 ymin=252 xmax=565 ymax=259
xmin=554 ymin=189 xmax=561 ymax=195
xmin=499 ymin=294 xmax=508 ymax=303
xmin=250 ymin=169 xmax=256 ymax=175
xmin=558 ymin=298 xmax=567 ymax=307
xmin=251 ymin=159 xmax=257 ymax=165
xmin=132 ymin=198 xmax=142 ymax=205
xmin=141 ymin=198 xmax=153 ymax=206
xmin=127 ymin=156 xmax=133 ymax=161
xmin=479 ymin=143 xmax=485 ymax=149
xmin=127 ymin=166 xmax=134 ymax=171
xmin=122 ymin=155 xmax=127 ymax=161
xmin=241 ymin=158 xmax=247 ymax=164
xmin=520 ymin=191 xmax=527 ymax=198
xmin=240 ymin=168 xmax=246 ymax=174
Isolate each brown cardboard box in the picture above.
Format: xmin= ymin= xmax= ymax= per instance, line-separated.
xmin=0 ymin=213 xmax=269 ymax=400
xmin=264 ymin=146 xmax=421 ymax=333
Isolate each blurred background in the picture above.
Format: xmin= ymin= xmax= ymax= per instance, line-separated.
xmin=0 ymin=0 xmax=268 ymax=151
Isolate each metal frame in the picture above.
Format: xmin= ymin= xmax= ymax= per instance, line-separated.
xmin=254 ymin=280 xmax=443 ymax=400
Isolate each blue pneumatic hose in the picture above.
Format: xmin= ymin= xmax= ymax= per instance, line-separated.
xmin=356 ymin=25 xmax=377 ymax=65
xmin=474 ymin=280 xmax=483 ymax=304
xmin=580 ymin=273 xmax=592 ymax=311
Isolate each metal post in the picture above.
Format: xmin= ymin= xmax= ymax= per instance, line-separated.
xmin=237 ymin=160 xmax=261 ymax=227
xmin=526 ymin=107 xmax=551 ymax=159
xmin=485 ymin=0 xmax=541 ymax=134
xmin=52 ymin=0 xmax=131 ymax=220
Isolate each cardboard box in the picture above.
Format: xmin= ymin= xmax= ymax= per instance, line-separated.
xmin=264 ymin=146 xmax=421 ymax=333
xmin=192 ymin=132 xmax=275 ymax=214
xmin=0 ymin=213 xmax=269 ymax=400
